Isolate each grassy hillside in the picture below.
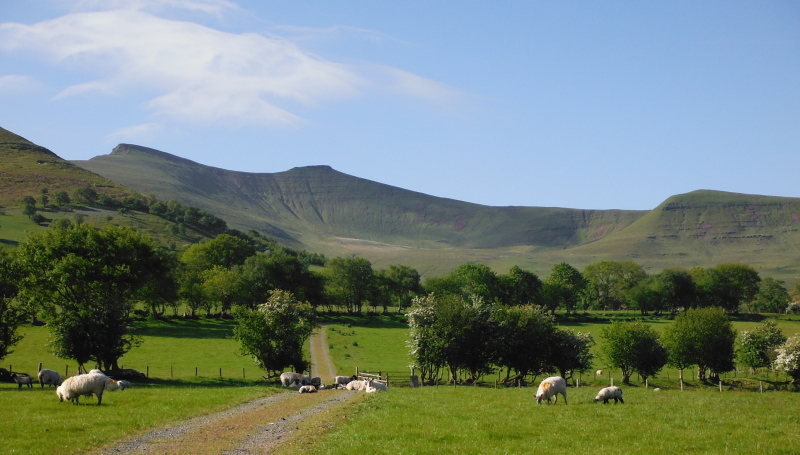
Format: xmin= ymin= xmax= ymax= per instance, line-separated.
xmin=73 ymin=144 xmax=645 ymax=251
xmin=0 ymin=128 xmax=215 ymax=249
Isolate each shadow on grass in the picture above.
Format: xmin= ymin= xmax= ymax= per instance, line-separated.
xmin=320 ymin=313 xmax=408 ymax=329
xmin=131 ymin=317 xmax=238 ymax=339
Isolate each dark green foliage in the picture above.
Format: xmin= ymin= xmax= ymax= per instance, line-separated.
xmin=232 ymin=290 xmax=317 ymax=377
xmin=549 ymin=328 xmax=595 ymax=380
xmin=600 ymin=321 xmax=668 ymax=384
xmin=15 ymin=224 xmax=170 ymax=371
xmin=583 ymin=260 xmax=646 ymax=311
xmin=491 ymin=305 xmax=555 ymax=382
xmin=0 ymin=250 xmax=23 ymax=361
xmin=751 ymin=277 xmax=790 ymax=313
xmin=498 ymin=266 xmax=542 ymax=306
xmin=325 ymin=257 xmax=375 ymax=313
xmin=545 ymin=263 xmax=586 ymax=314
xmin=662 ymin=307 xmax=736 ymax=381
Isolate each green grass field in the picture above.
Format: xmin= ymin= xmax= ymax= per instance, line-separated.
xmin=3 ymin=313 xmax=800 ymax=453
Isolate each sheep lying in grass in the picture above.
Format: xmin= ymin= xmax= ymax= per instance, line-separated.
xmin=56 ymin=372 xmax=122 ymax=405
xmin=367 ymin=379 xmax=387 ymax=392
xmin=594 ymin=386 xmax=624 ymax=404
xmin=298 ymin=385 xmax=317 ymax=394
xmin=38 ymin=369 xmax=62 ymax=388
xmin=345 ymin=379 xmax=369 ymax=391
xmin=535 ymin=376 xmax=567 ymax=405
xmin=12 ymin=374 xmax=33 ymax=389
xmin=334 ymin=375 xmax=357 ymax=389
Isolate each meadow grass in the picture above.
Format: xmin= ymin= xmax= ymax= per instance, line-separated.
xmin=4 ymin=317 xmax=259 ymax=380
xmin=0 ymin=378 xmax=280 ymax=454
xmin=293 ymin=385 xmax=800 ymax=455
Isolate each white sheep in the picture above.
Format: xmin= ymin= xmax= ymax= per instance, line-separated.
xmin=12 ymin=374 xmax=33 ymax=389
xmin=56 ymin=372 xmax=122 ymax=405
xmin=117 ymin=380 xmax=133 ymax=390
xmin=345 ymin=379 xmax=369 ymax=391
xmin=334 ymin=375 xmax=357 ymax=389
xmin=38 ymin=369 xmax=63 ymax=388
xmin=367 ymin=379 xmax=387 ymax=392
xmin=280 ymin=372 xmax=303 ymax=387
xmin=594 ymin=386 xmax=624 ymax=404
xmin=595 ymin=369 xmax=603 ymax=376
xmin=535 ymin=376 xmax=567 ymax=405
xmin=365 ymin=385 xmax=378 ymax=393
xmin=653 ymin=388 xmax=661 ymax=392
xmin=298 ymin=385 xmax=317 ymax=394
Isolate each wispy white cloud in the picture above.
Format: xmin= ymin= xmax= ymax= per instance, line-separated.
xmin=0 ymin=74 xmax=42 ymax=93
xmin=0 ymin=4 xmax=463 ymax=128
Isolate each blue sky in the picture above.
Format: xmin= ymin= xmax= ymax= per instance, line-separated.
xmin=1 ymin=1 xmax=798 ymax=210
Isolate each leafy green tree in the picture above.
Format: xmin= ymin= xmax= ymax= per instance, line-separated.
xmin=549 ymin=328 xmax=594 ymax=380
xmin=492 ymin=304 xmax=555 ymax=384
xmin=239 ymin=253 xmax=323 ymax=309
xmin=583 ymin=260 xmax=647 ymax=311
xmin=498 ymin=266 xmax=542 ymax=306
xmin=375 ymin=264 xmax=423 ymax=313
xmin=0 ymin=250 xmax=23 ymax=361
xmin=232 ymin=290 xmax=317 ymax=378
xmin=737 ymin=320 xmax=786 ymax=372
xmin=751 ymin=277 xmax=790 ymax=313
xmin=450 ymin=264 xmax=501 ymax=303
xmin=325 ymin=257 xmax=375 ymax=313
xmin=625 ymin=276 xmax=662 ymax=315
xmin=545 ymin=263 xmax=586 ymax=314
xmin=775 ymin=335 xmax=800 ymax=385
xmin=15 ymin=224 xmax=169 ymax=371
xmin=716 ymin=263 xmax=760 ymax=310
xmin=662 ymin=307 xmax=736 ymax=381
xmin=53 ymin=191 xmax=70 ymax=207
xmin=201 ymin=265 xmax=244 ymax=317
xmin=652 ymin=268 xmax=696 ymax=313
xmin=600 ymin=321 xmax=668 ymax=384
xmin=71 ymin=186 xmax=98 ymax=205
xmin=407 ymin=293 xmax=496 ymax=384
xmin=181 ymin=234 xmax=255 ymax=271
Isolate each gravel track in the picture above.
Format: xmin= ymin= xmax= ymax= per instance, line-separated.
xmin=97 ymin=326 xmax=352 ymax=454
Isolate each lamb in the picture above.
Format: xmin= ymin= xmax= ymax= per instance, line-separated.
xmin=38 ymin=369 xmax=63 ymax=388
xmin=310 ymin=377 xmax=323 ymax=388
xmin=345 ymin=379 xmax=369 ymax=391
xmin=596 ymin=369 xmax=603 ymax=376
xmin=535 ymin=376 xmax=567 ymax=405
xmin=594 ymin=386 xmax=624 ymax=404
xmin=334 ymin=375 xmax=357 ymax=389
xmin=298 ymin=385 xmax=317 ymax=394
xmin=12 ymin=374 xmax=33 ymax=389
xmin=367 ymin=379 xmax=387 ymax=392
xmin=117 ymin=380 xmax=133 ymax=390
xmin=56 ymin=372 xmax=122 ymax=405
xmin=365 ymin=385 xmax=378 ymax=393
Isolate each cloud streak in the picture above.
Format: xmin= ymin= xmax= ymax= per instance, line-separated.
xmin=0 ymin=4 xmax=462 ymax=131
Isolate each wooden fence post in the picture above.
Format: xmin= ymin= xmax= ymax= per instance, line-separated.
xmin=219 ymin=368 xmax=222 ymax=377
xmin=38 ymin=362 xmax=43 ymax=373
xmin=195 ymin=367 xmax=198 ymax=377
xmin=65 ymin=365 xmax=69 ymax=378
xmin=146 ymin=366 xmax=149 ymax=378
xmin=171 ymin=366 xmax=173 ymax=378
xmin=243 ymin=368 xmax=245 ymax=378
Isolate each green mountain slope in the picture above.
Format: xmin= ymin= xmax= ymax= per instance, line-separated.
xmin=73 ymin=144 xmax=645 ymax=250
xmin=0 ymin=127 xmax=134 ymax=206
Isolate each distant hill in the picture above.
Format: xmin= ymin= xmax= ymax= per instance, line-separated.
xmin=0 ymin=127 xmax=216 ymax=248
xmin=71 ymin=144 xmax=800 ymax=283
xmin=0 ymin=127 xmax=133 ymax=206
xmin=73 ymin=144 xmax=645 ymax=250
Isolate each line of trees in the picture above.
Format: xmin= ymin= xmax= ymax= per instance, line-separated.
xmin=1 ymin=219 xmax=799 ymax=378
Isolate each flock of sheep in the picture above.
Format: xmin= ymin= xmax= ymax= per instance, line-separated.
xmin=280 ymin=372 xmax=388 ymax=394
xmin=10 ymin=368 xmax=131 ymax=405
xmin=533 ymin=376 xmax=624 ymax=405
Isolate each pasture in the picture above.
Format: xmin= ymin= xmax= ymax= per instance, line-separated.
xmin=2 ymin=313 xmax=800 ymax=453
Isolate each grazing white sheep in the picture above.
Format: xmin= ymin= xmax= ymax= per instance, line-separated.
xmin=367 ymin=379 xmax=387 ymax=392
xmin=89 ymin=369 xmax=105 ymax=375
xmin=298 ymin=385 xmax=317 ymax=394
xmin=594 ymin=386 xmax=624 ymax=404
xmin=653 ymin=388 xmax=661 ymax=392
xmin=116 ymin=380 xmax=133 ymax=390
xmin=280 ymin=372 xmax=303 ymax=387
xmin=334 ymin=375 xmax=357 ymax=389
xmin=56 ymin=372 xmax=122 ymax=405
xmin=12 ymin=374 xmax=33 ymax=389
xmin=38 ymin=369 xmax=62 ymax=388
xmin=345 ymin=379 xmax=369 ymax=391
xmin=595 ymin=370 xmax=603 ymax=376
xmin=535 ymin=376 xmax=567 ymax=405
